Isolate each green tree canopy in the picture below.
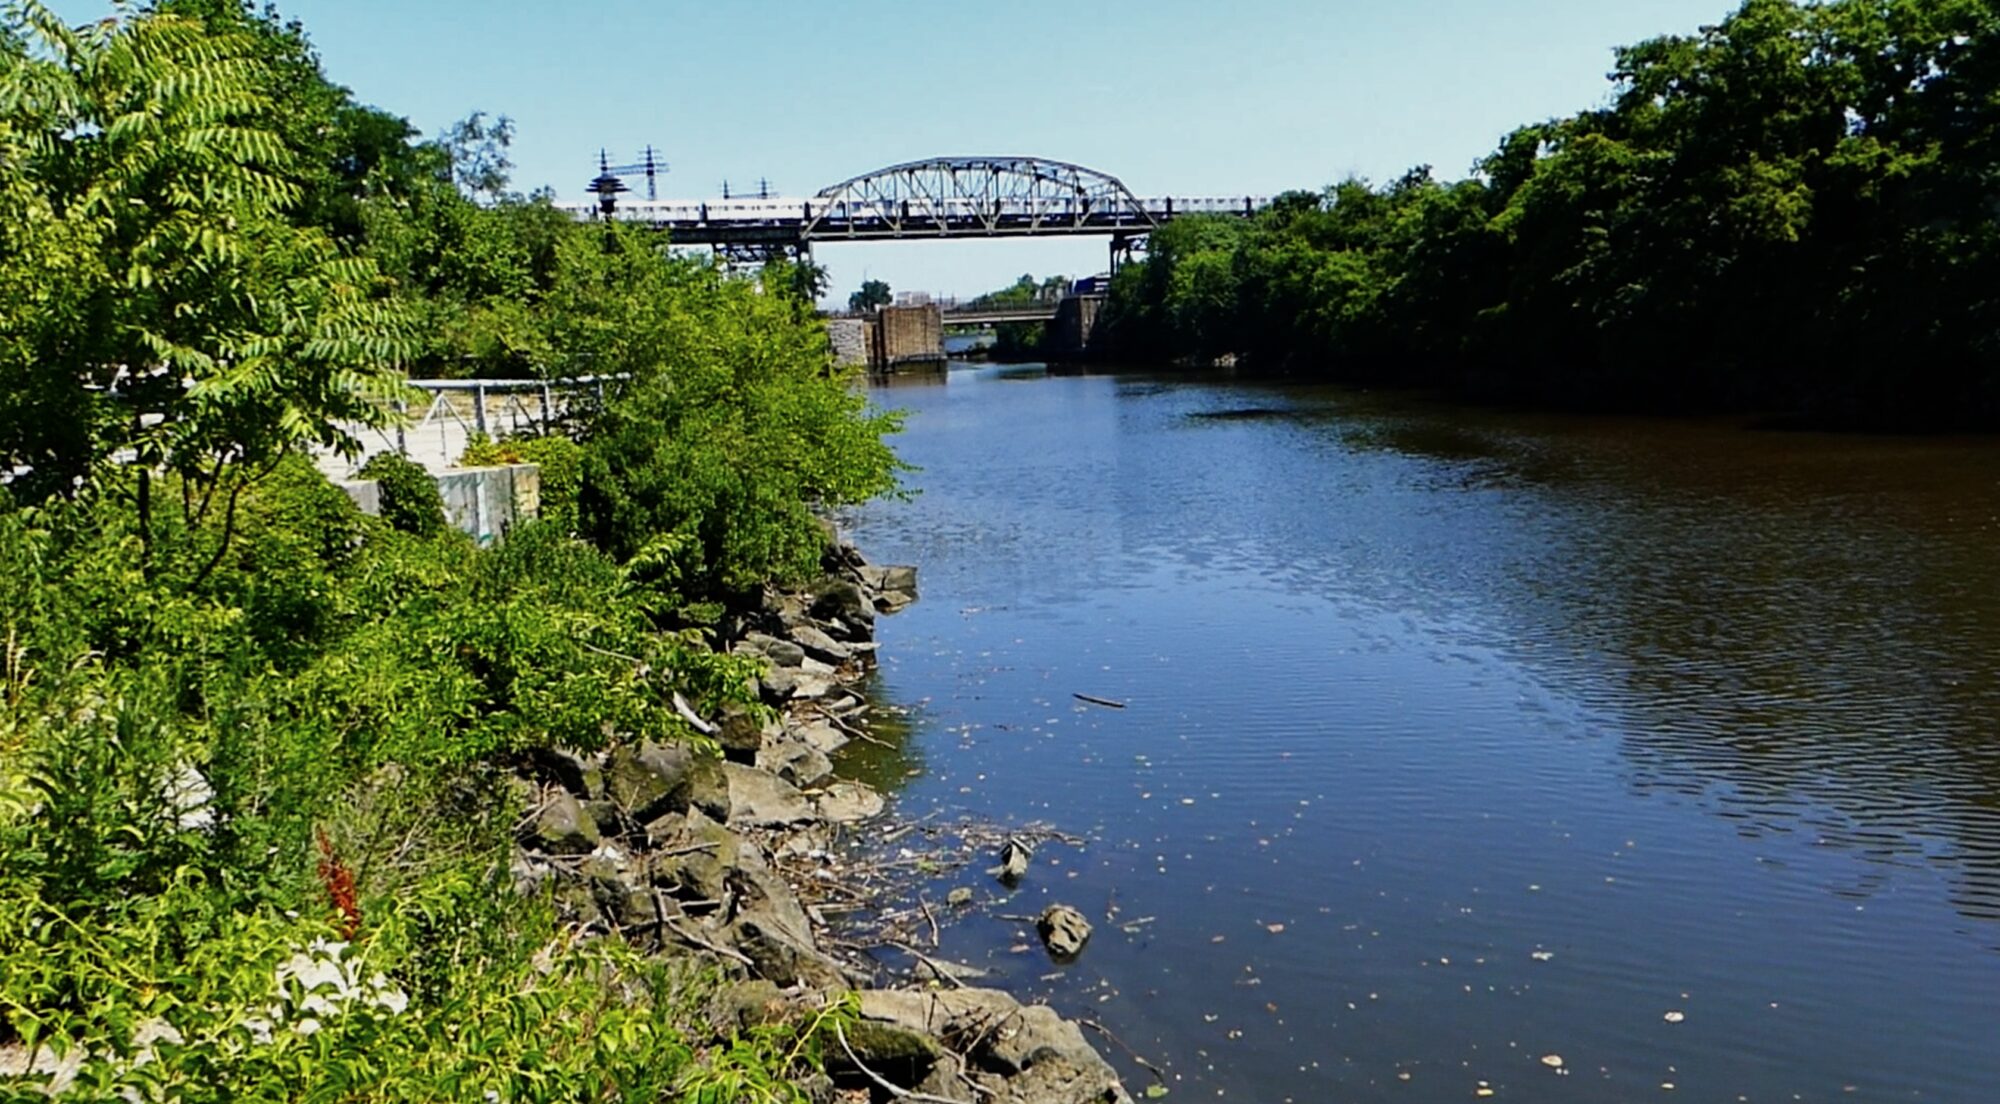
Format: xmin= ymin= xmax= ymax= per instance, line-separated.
xmin=848 ymin=278 xmax=891 ymax=313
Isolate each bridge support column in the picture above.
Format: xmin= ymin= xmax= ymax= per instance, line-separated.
xmin=870 ymin=304 xmax=944 ymax=374
xmin=1110 ymin=232 xmax=1148 ymax=275
xmin=1047 ymin=294 xmax=1106 ymax=359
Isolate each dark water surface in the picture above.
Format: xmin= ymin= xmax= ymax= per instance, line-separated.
xmin=842 ymin=363 xmax=2000 ymax=1104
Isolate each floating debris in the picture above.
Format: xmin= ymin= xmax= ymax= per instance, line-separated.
xmin=1663 ymin=1010 xmax=1685 ymax=1024
xmin=989 ymin=837 xmax=1033 ymax=885
xmin=1540 ymin=1055 xmax=1564 ymax=1068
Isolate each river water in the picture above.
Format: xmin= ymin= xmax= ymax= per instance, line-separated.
xmin=842 ymin=362 xmax=2000 ymax=1104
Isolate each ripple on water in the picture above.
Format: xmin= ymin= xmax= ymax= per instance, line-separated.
xmin=848 ymin=365 xmax=2000 ymax=1102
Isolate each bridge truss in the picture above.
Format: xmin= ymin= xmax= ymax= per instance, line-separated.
xmin=561 ymin=155 xmax=1266 ymax=267
xmin=802 ymin=157 xmax=1157 ymax=240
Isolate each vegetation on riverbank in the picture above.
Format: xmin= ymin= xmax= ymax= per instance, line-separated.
xmin=0 ymin=1 xmax=899 ymax=1096
xmin=956 ymin=274 xmax=1072 ymax=359
xmin=1101 ymin=0 xmax=2000 ymax=428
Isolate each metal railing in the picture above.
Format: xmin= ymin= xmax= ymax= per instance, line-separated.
xmin=326 ymin=375 xmax=621 ymax=476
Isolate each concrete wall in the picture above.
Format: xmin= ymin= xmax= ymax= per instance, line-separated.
xmin=873 ymin=303 xmax=943 ymax=371
xmin=336 ymin=479 xmax=382 ymax=517
xmin=827 ymin=317 xmax=869 ymax=367
xmin=436 ymin=464 xmax=541 ymax=544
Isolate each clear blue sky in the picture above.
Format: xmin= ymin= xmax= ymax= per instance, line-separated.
xmin=68 ymin=0 xmax=1736 ymax=302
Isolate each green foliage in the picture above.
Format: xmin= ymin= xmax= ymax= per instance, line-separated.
xmin=437 ymin=110 xmax=516 ymax=201
xmin=1104 ymin=0 xmax=2000 ymax=427
xmin=848 ymin=278 xmax=892 ymax=313
xmin=0 ymin=469 xmax=780 ymax=1097
xmin=0 ymin=2 xmax=415 ymax=504
xmin=459 ymin=432 xmax=584 ymax=534
xmin=0 ymin=5 xmax=902 ymax=1099
xmin=963 ymin=273 xmax=1068 ymax=358
xmin=357 ymin=450 xmax=446 ymax=536
xmin=564 ymin=227 xmax=905 ymax=593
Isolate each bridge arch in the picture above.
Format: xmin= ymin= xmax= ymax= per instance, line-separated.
xmin=803 ymin=156 xmax=1158 ymax=238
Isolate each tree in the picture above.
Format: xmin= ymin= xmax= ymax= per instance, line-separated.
xmin=438 ymin=110 xmax=515 ymax=201
xmin=848 ymin=278 xmax=891 ymax=312
xmin=562 ymin=224 xmax=904 ymax=590
xmin=0 ymin=3 xmax=411 ymax=543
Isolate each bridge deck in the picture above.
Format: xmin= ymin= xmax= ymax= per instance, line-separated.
xmin=940 ymin=304 xmax=1062 ymax=325
xmin=557 ymin=195 xmax=1267 ymax=244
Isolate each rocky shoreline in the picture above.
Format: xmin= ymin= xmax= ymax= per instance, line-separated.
xmin=506 ymin=537 xmax=1131 ymax=1104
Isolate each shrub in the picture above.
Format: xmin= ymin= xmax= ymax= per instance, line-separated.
xmin=358 ymin=451 xmax=447 ymax=537
xmin=458 ymin=432 xmax=584 ymax=534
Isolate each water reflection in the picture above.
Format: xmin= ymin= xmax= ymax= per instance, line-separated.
xmin=847 ymin=365 xmax=2000 ymax=1102
xmin=1314 ymin=392 xmax=2000 ymax=926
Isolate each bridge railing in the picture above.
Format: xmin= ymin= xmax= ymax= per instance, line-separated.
xmin=557 ymin=194 xmax=1273 ymax=227
xmin=318 ymin=376 xmax=622 ymax=477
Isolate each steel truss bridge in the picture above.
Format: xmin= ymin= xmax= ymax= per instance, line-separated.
xmin=558 ymin=156 xmax=1270 ymax=266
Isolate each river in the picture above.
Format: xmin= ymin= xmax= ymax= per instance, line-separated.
xmin=841 ymin=361 xmax=2000 ymax=1104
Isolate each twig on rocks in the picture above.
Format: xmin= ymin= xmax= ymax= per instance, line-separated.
xmin=835 ymin=1023 xmax=965 ymax=1104
xmin=918 ymin=894 xmax=941 ymax=948
xmin=663 ymin=916 xmax=754 ymax=968
xmin=652 ymin=840 xmax=720 ymax=858
xmin=812 ymin=705 xmax=895 ymax=748
xmin=884 ymin=941 xmax=970 ymax=990
xmin=1080 ymin=1018 xmax=1168 ymax=1082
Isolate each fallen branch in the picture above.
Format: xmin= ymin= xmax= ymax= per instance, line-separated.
xmin=672 ymin=690 xmax=717 ymax=735
xmin=1071 ymin=693 xmax=1126 ymax=709
xmin=885 ymin=940 xmax=970 ymax=990
xmin=835 ymin=1023 xmax=965 ymax=1104
xmin=663 ymin=916 xmax=754 ymax=968
xmin=1080 ymin=1018 xmax=1167 ymax=1082
xmin=813 ymin=704 xmax=895 ymax=748
xmin=918 ymin=894 xmax=941 ymax=948
xmin=652 ymin=840 xmax=721 ymax=859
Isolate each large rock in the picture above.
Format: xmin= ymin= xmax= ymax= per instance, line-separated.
xmin=860 ymin=564 xmax=920 ymax=612
xmin=529 ymin=790 xmax=600 ymax=855
xmin=789 ymin=673 xmax=837 ymax=701
xmin=858 ymin=988 xmax=1021 ymax=1041
xmin=706 ymin=979 xmax=792 ymax=1035
xmin=996 ymin=1054 xmax=1131 ymax=1104
xmin=1037 ymin=904 xmax=1092 ymax=961
xmin=810 ymin=576 xmax=875 ymax=625
xmin=760 ymin=589 xmax=812 ymax=631
xmin=758 ymin=737 xmax=833 ymax=788
xmin=740 ymin=631 xmax=806 ymax=669
xmin=790 ymin=624 xmax=853 ymax=663
xmin=648 ymin=809 xmax=740 ymax=901
xmin=720 ymin=762 xmax=817 ymax=828
xmin=759 ymin=665 xmax=803 ymax=700
xmin=837 ymin=1020 xmax=943 ymax=1091
xmin=815 ymin=780 xmax=885 ymax=823
xmin=584 ymin=848 xmax=658 ymax=930
xmin=729 ymin=910 xmax=849 ymax=988
xmin=687 ymin=758 xmax=733 ymax=821
xmin=714 ymin=706 xmax=769 ymax=763
xmin=855 ymin=989 xmax=1126 ymax=1103
xmin=604 ymin=741 xmax=698 ymax=822
xmin=796 ymin=719 xmax=850 ymax=755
